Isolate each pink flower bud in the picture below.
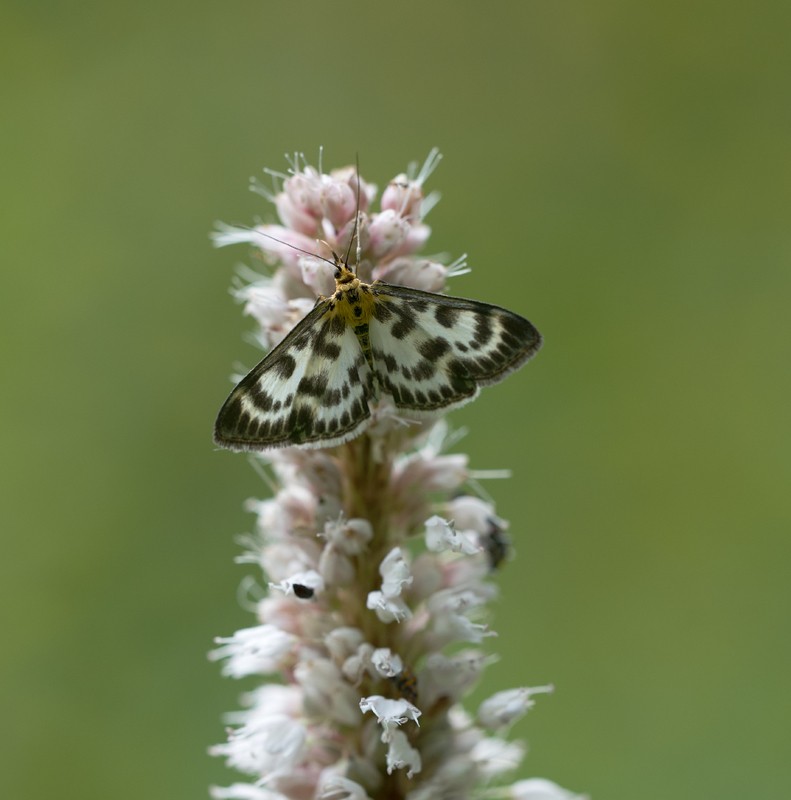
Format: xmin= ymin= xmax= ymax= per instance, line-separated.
xmin=319 ymin=177 xmax=357 ymax=229
xmin=275 ymin=192 xmax=319 ymax=236
xmin=283 ymin=169 xmax=322 ymax=217
xmin=367 ymin=209 xmax=409 ymax=258
xmin=372 ymin=257 xmax=448 ymax=292
xmin=381 ymin=174 xmax=424 ymax=220
xmin=329 ymin=165 xmax=375 ymax=213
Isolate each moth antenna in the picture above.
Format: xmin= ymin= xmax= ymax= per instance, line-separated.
xmin=355 ymin=214 xmax=362 ymax=271
xmin=342 ymin=154 xmax=362 ymax=274
xmin=231 ymin=224 xmax=337 ymax=270
xmin=354 ymin=154 xmax=362 ymax=270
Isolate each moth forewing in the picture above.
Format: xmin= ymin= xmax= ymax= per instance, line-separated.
xmin=367 ymin=282 xmax=542 ymax=416
xmin=213 ymin=300 xmax=375 ymax=451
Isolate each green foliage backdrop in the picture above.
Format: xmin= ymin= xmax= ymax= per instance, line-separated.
xmin=2 ymin=2 xmax=789 ymax=798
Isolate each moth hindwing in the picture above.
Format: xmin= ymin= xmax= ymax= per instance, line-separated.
xmin=214 ymin=262 xmax=541 ymax=451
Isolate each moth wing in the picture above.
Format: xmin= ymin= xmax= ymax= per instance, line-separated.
xmin=369 ymin=283 xmax=542 ymax=415
xmin=214 ymin=306 xmax=375 ymax=450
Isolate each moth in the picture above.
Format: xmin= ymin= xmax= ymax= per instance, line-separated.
xmin=213 ymin=248 xmax=542 ymax=451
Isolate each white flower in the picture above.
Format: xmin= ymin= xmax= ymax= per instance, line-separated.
xmin=366 ymin=548 xmax=414 ymax=622
xmin=322 ymin=517 xmax=374 ymax=555
xmin=379 ymin=547 xmax=413 ymax=597
xmin=246 ymin=484 xmax=316 ymax=541
xmin=319 ymin=518 xmax=374 ymax=583
xmin=418 ymin=651 xmax=489 ymax=706
xmin=323 ymin=627 xmax=365 ymax=662
xmin=371 ymin=647 xmax=403 ymax=678
xmin=445 ymin=495 xmax=503 ymax=534
xmin=359 ymin=695 xmax=421 ymax=729
xmin=210 ymin=624 xmax=296 ymax=678
xmin=360 ymin=696 xmax=423 ymax=779
xmin=269 ymin=569 xmax=324 ymax=599
xmin=340 ymin=642 xmax=376 ymax=683
xmin=392 ymin=452 xmax=469 ymax=497
xmin=470 ymin=736 xmax=526 ymax=778
xmin=424 ymin=515 xmax=481 ymax=555
xmin=366 ymin=591 xmax=412 ymax=623
xmin=427 ymin=585 xmax=495 ymax=616
xmin=229 ymin=684 xmax=301 ymax=724
xmin=478 ymin=685 xmax=554 ymax=731
xmin=384 ymin=728 xmax=422 ymax=778
xmin=209 ymin=714 xmax=306 ymax=778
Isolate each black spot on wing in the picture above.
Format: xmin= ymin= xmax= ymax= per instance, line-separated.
xmin=470 ymin=314 xmax=493 ymax=350
xmin=392 ymin=315 xmax=416 ymax=339
xmin=289 ymin=404 xmax=315 ymax=442
xmin=447 ymin=358 xmax=472 ymax=378
xmin=292 ymin=331 xmax=313 ymax=351
xmin=314 ymin=338 xmax=342 ymax=360
xmin=269 ymin=417 xmax=284 ymax=437
xmin=250 ymin=385 xmax=274 ymax=411
xmin=297 ymin=373 xmax=328 ymax=397
xmin=372 ymin=348 xmax=399 ymax=374
xmin=434 ymin=305 xmax=460 ymax=328
xmin=373 ymin=302 xmax=393 ymax=322
xmin=312 ymin=315 xmax=345 ymax=360
xmin=273 ymin=353 xmax=297 ymax=378
xmin=245 ymin=416 xmax=261 ymax=438
xmin=468 ymin=354 xmax=497 ymax=375
xmin=326 ymin=314 xmax=346 ymax=336
xmin=398 ymin=386 xmax=414 ymax=405
xmin=378 ymin=301 xmax=418 ymax=339
xmin=418 ymin=336 xmax=450 ymax=361
xmin=349 ymin=397 xmax=367 ymax=421
xmin=412 ymin=360 xmax=434 ymax=381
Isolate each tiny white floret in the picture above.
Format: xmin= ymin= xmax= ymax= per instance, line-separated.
xmin=424 ymin=515 xmax=481 ymax=555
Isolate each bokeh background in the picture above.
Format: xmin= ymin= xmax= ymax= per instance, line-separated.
xmin=2 ymin=2 xmax=789 ymax=798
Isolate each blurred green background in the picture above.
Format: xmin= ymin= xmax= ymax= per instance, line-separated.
xmin=2 ymin=2 xmax=789 ymax=798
